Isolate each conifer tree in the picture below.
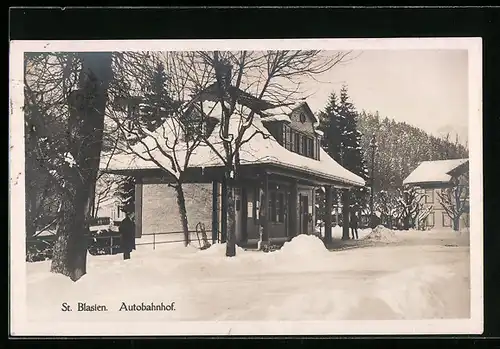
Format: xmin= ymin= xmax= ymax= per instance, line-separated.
xmin=115 ymin=176 xmax=135 ymax=216
xmin=138 ymin=62 xmax=174 ymax=131
xmin=336 ymin=85 xmax=369 ymax=210
xmin=318 ymin=86 xmax=369 ymax=229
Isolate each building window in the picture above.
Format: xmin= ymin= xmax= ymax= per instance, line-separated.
xmin=425 ymin=189 xmax=434 ymax=203
xmin=116 ymin=206 xmax=121 ymax=219
xmin=290 ymin=129 xmax=296 ymax=151
xmin=301 ymin=135 xmax=307 ymax=155
xmin=307 ymin=137 xmax=314 ymax=158
xmin=277 ymin=192 xmax=285 ymax=223
xmin=283 ymin=124 xmax=292 ymax=150
xmin=299 ymin=112 xmax=306 ymax=123
xmin=294 ymin=133 xmax=300 ymax=153
xmin=281 ymin=126 xmax=320 ymax=160
xmin=268 ymin=192 xmax=275 ymax=221
xmin=426 ymin=212 xmax=435 ymax=227
xmin=264 ymin=190 xmax=286 ymax=223
xmin=442 ymin=212 xmax=452 ymax=227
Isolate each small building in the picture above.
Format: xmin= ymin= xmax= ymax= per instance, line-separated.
xmin=101 ymin=87 xmax=365 ymax=246
xmin=403 ymin=158 xmax=469 ymax=230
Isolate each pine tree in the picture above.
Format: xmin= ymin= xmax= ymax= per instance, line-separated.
xmin=317 ymin=92 xmax=344 ymax=227
xmin=115 ymin=177 xmax=135 ymax=216
xmin=318 ymin=86 xmax=369 ymax=231
xmin=139 ymin=63 xmax=174 ymax=131
xmin=337 ymin=85 xmax=369 ymax=210
xmin=318 ymin=92 xmax=343 ymax=163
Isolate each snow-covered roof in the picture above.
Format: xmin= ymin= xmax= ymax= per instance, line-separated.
xmin=291 ymin=101 xmax=319 ymax=124
xmin=102 ymin=115 xmax=365 ymax=187
xmin=261 ymin=114 xmax=292 ymax=124
xmin=315 ymin=129 xmax=324 ymax=137
xmin=402 ymin=159 xmax=469 ymax=185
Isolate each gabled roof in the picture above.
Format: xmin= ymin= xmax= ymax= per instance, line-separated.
xmin=102 ymin=114 xmax=365 ymax=187
xmin=191 ymin=83 xmax=277 ymax=112
xmin=260 ymin=101 xmax=319 ymax=126
xmin=291 ymin=101 xmax=319 ymax=124
xmin=402 ymin=158 xmax=469 ymax=185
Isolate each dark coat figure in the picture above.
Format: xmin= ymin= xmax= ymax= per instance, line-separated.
xmin=350 ymin=211 xmax=359 ymax=240
xmin=371 ymin=214 xmax=382 ymax=229
xmin=119 ymin=213 xmax=135 ymax=260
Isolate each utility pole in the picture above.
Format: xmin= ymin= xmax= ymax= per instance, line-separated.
xmin=369 ymin=134 xmax=378 ymax=228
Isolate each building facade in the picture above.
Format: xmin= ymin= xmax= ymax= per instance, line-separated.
xmin=103 ymin=87 xmax=366 ymax=246
xmin=403 ymin=159 xmax=470 ymax=230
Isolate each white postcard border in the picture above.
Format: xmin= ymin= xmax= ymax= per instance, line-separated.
xmin=9 ymin=38 xmax=483 ymax=336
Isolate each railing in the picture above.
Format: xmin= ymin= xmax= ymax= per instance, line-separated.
xmin=136 ymin=229 xmax=214 ymax=250
xmin=26 ymin=228 xmax=215 ymax=260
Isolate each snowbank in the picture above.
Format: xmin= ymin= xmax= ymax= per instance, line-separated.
xmin=363 ymin=225 xmax=398 ymax=243
xmin=373 ymin=265 xmax=457 ymax=319
xmin=25 ymin=227 xmax=470 ymax=324
xmin=317 ymin=225 xmax=372 ymax=240
xmin=278 ymin=234 xmax=328 ymax=257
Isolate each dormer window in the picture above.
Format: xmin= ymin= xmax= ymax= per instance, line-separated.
xmin=281 ymin=124 xmax=320 ymax=160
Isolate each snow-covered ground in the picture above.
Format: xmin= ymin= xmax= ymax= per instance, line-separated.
xmin=26 ymin=228 xmax=470 ymax=322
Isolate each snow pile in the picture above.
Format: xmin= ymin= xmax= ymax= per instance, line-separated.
xmin=363 ymin=225 xmax=399 ymax=243
xmin=278 ymin=234 xmax=329 ymax=257
xmin=373 ymin=265 xmax=457 ymax=319
xmin=24 ymin=227 xmax=470 ymax=326
xmin=266 ymin=234 xmax=333 ymax=271
xmin=265 ymin=264 xmax=462 ymax=320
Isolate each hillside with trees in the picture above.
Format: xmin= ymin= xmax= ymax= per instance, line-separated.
xmin=357 ymin=111 xmax=469 ymax=193
xmin=314 ymin=86 xmax=469 ymax=231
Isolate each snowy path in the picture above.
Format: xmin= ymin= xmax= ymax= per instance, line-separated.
xmin=26 ymin=228 xmax=470 ymax=322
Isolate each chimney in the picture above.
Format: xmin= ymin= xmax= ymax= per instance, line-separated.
xmin=217 ymin=61 xmax=232 ymax=88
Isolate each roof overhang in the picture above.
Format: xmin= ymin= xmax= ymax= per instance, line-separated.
xmin=104 ymin=161 xmax=362 ymax=188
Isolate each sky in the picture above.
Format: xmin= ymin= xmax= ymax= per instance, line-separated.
xmin=299 ymin=50 xmax=469 ymax=145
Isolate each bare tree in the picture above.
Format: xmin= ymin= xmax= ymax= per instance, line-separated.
xmin=374 ymin=190 xmax=399 ymax=229
xmin=106 ymin=50 xmax=353 ymax=255
xmin=192 ymin=50 xmax=353 ymax=256
xmin=394 ymin=185 xmax=426 ymax=230
xmin=415 ymin=204 xmax=433 ymax=230
xmin=437 ymin=172 xmax=469 ymax=231
xmin=92 ymin=172 xmax=120 ymax=218
xmin=24 ymin=52 xmax=114 ymax=281
xmin=106 ymin=51 xmax=214 ymax=246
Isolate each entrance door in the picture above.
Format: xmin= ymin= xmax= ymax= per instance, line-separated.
xmin=299 ymin=194 xmax=309 ymax=235
xmin=241 ymin=187 xmax=248 ymax=242
xmin=234 ymin=188 xmax=242 ymax=242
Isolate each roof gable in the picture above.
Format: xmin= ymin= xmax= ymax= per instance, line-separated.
xmin=402 ymin=159 xmax=469 ymax=185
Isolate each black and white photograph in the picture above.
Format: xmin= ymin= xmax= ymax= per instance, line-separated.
xmin=9 ymin=38 xmax=483 ymax=336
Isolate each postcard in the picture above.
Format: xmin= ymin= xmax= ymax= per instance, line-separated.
xmin=9 ymin=37 xmax=483 ymax=336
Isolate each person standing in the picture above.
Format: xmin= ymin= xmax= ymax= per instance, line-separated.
xmin=350 ymin=210 xmax=359 ymax=240
xmin=119 ymin=211 xmax=135 ymax=260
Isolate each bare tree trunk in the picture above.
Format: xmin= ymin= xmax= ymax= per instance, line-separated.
xmin=50 ymin=52 xmax=113 ymax=282
xmin=174 ymin=183 xmax=190 ymax=246
xmin=402 ymin=216 xmax=410 ymax=230
xmin=453 ymin=216 xmax=460 ymax=231
xmin=225 ymin=176 xmax=236 ymax=257
xmin=51 ymin=188 xmax=89 ymax=281
xmin=341 ymin=190 xmax=350 ymax=240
